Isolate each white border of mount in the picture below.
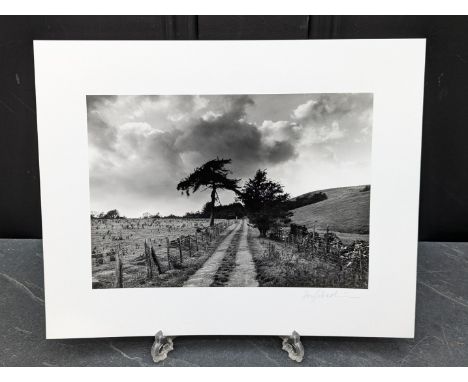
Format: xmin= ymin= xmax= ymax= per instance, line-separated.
xmin=34 ymin=40 xmax=425 ymax=339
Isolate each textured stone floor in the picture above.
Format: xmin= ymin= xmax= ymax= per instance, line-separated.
xmin=0 ymin=240 xmax=466 ymax=366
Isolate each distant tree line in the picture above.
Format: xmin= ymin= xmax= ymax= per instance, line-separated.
xmin=184 ymin=202 xmax=246 ymax=220
xmin=91 ymin=209 xmax=124 ymax=219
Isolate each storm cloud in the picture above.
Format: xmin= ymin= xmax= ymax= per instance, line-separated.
xmin=174 ymin=95 xmax=298 ymax=176
xmin=86 ymin=93 xmax=373 ymax=217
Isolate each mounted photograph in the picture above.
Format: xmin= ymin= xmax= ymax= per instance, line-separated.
xmin=87 ymin=93 xmax=373 ymax=289
xmin=35 ymin=39 xmax=425 ymax=338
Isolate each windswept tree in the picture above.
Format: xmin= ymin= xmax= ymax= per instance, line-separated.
xmin=177 ymin=158 xmax=240 ymax=226
xmin=239 ymin=169 xmax=292 ymax=237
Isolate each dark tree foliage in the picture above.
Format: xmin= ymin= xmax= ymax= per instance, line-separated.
xmin=203 ymin=202 xmax=246 ymax=219
xmin=208 ymin=202 xmax=245 ymax=219
xmin=289 ymin=223 xmax=308 ymax=237
xmin=238 ymin=169 xmax=292 ymax=237
xmin=361 ymin=185 xmax=371 ymax=192
xmin=163 ymin=214 xmax=180 ymax=219
xmin=285 ymin=191 xmax=327 ymax=210
xmin=103 ymin=209 xmax=121 ymax=219
xmin=183 ymin=211 xmax=201 ymax=219
xmin=183 ymin=202 xmax=246 ymax=219
xmin=176 ymin=158 xmax=241 ymax=226
xmin=92 ymin=209 xmax=122 ymax=219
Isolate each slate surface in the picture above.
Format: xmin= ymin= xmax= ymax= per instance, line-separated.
xmin=0 ymin=240 xmax=466 ymax=366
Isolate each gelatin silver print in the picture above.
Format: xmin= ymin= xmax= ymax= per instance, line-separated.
xmin=87 ymin=93 xmax=373 ymax=289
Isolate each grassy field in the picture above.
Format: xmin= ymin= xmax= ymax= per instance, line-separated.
xmin=248 ymin=225 xmax=368 ymax=289
xmin=90 ymin=218 xmax=231 ymax=288
xmin=290 ymin=185 xmax=370 ymax=235
xmin=244 ymin=184 xmax=371 ymax=288
xmin=90 ymin=184 xmax=371 ymax=289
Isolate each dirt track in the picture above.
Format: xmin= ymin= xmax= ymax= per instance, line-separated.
xmin=227 ymin=220 xmax=259 ymax=287
xmin=184 ymin=219 xmax=258 ymax=287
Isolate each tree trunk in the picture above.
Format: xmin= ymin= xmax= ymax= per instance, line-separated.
xmin=209 ymin=186 xmax=216 ymax=226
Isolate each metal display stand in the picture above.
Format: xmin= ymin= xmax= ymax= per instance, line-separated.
xmin=151 ymin=331 xmax=304 ymax=364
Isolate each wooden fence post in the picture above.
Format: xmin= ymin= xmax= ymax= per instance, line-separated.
xmin=144 ymin=239 xmax=153 ymax=280
xmin=359 ymin=247 xmax=363 ymax=282
xmin=114 ymin=245 xmax=123 ymax=288
xmin=312 ymin=225 xmax=316 ymax=256
xmin=166 ymin=237 xmax=171 ymax=270
xmin=188 ymin=236 xmax=192 ymax=257
xmin=151 ymin=245 xmax=163 ymax=274
xmin=178 ymin=237 xmax=183 ymax=264
xmin=195 ymin=232 xmax=199 ymax=252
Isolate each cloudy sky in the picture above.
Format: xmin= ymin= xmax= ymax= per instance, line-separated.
xmin=87 ymin=93 xmax=373 ymax=217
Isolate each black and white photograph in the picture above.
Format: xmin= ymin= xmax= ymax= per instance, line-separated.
xmin=88 ymin=93 xmax=373 ymax=289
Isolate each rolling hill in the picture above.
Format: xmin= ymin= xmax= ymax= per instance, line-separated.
xmin=290 ymin=185 xmax=370 ymax=235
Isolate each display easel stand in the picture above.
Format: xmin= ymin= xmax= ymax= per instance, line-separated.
xmin=151 ymin=330 xmax=304 ymax=364
xmin=151 ymin=331 xmax=175 ymax=363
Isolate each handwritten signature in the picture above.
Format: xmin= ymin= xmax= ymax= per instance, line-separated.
xmin=302 ymin=290 xmax=361 ymax=300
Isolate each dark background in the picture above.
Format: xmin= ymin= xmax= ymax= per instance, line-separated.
xmin=0 ymin=16 xmax=467 ymax=241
